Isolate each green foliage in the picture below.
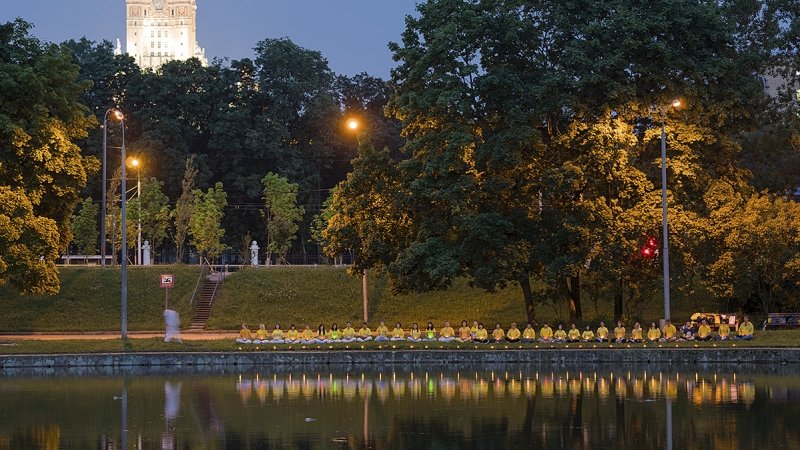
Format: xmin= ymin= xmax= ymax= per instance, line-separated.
xmin=71 ymin=197 xmax=99 ymax=257
xmin=0 ymin=20 xmax=96 ymax=292
xmin=172 ymin=156 xmax=197 ymax=262
xmin=261 ymin=172 xmax=304 ymax=263
xmin=189 ymin=182 xmax=228 ymax=261
xmin=136 ymin=177 xmax=170 ymax=254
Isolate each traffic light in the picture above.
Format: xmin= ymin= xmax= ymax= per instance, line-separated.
xmin=641 ymin=236 xmax=658 ymax=259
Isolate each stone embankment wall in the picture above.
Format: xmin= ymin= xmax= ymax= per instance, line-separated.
xmin=1 ymin=348 xmax=797 ymax=372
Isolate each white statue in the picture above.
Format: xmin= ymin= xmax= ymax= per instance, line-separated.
xmin=250 ymin=240 xmax=259 ymax=266
xmin=142 ymin=240 xmax=152 ymax=266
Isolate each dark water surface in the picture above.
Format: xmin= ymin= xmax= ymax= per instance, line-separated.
xmin=1 ymin=364 xmax=799 ymax=449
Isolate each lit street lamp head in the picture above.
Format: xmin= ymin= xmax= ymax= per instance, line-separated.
xmin=671 ymin=99 xmax=681 ymax=108
xmin=347 ymin=118 xmax=359 ymax=131
xmin=114 ymin=109 xmax=124 ymax=120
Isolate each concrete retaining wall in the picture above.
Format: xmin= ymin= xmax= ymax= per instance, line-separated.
xmin=1 ymin=348 xmax=798 ymax=371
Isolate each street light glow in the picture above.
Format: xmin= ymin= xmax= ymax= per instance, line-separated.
xmin=347 ymin=118 xmax=359 ymax=130
xmin=671 ymin=99 xmax=681 ymax=108
xmin=113 ymin=110 xmax=124 ymax=120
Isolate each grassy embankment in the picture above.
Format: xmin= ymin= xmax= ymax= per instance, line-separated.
xmin=0 ymin=266 xmax=202 ymax=332
xmin=0 ymin=265 xmax=764 ymax=333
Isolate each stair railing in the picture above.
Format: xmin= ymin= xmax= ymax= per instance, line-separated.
xmin=189 ymin=261 xmax=209 ymax=306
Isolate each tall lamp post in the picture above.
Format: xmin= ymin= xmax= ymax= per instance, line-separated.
xmin=347 ymin=117 xmax=369 ymax=323
xmin=101 ymin=109 xmax=124 ymax=266
xmin=120 ymin=116 xmax=128 ymax=340
xmin=660 ymin=99 xmax=681 ymax=322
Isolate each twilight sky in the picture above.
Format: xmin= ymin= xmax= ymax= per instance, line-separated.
xmin=1 ymin=0 xmax=420 ymax=79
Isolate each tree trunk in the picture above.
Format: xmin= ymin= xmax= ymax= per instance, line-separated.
xmin=565 ymin=274 xmax=582 ymax=322
xmin=520 ymin=275 xmax=537 ymax=325
xmin=614 ymin=278 xmax=624 ymax=322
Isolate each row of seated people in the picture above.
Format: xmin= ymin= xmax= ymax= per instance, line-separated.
xmin=235 ymin=316 xmax=756 ymax=344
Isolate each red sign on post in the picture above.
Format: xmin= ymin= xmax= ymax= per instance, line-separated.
xmin=160 ymin=274 xmax=175 ymax=289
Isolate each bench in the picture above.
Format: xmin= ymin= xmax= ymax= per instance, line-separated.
xmin=763 ymin=313 xmax=800 ymax=330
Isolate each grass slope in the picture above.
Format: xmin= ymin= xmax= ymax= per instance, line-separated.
xmin=207 ymin=267 xmax=726 ymax=330
xmin=0 ymin=266 xmax=202 ymax=331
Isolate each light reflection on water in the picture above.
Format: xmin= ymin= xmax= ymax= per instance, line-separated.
xmin=0 ymin=365 xmax=798 ymax=449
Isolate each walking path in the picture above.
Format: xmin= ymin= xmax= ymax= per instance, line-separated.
xmin=0 ymin=331 xmax=237 ymax=341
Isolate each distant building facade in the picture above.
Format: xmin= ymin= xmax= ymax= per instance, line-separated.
xmin=125 ymin=0 xmax=207 ymax=70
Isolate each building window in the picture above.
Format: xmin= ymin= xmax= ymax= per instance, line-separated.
xmin=158 ymin=42 xmax=161 ymax=48
xmin=151 ymin=30 xmax=154 ymax=37
xmin=150 ymin=52 xmax=154 ymax=56
xmin=151 ymin=41 xmax=154 ymax=48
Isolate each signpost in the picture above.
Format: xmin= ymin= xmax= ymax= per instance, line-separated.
xmin=160 ymin=273 xmax=174 ymax=308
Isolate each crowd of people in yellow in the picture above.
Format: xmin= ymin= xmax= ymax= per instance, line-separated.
xmin=235 ymin=316 xmax=756 ymax=345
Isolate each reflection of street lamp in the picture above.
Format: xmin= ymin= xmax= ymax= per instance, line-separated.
xmin=101 ymin=109 xmax=124 ymax=266
xmin=120 ymin=116 xmax=128 ymax=340
xmin=660 ymin=99 xmax=681 ymax=322
xmin=346 ymin=118 xmax=369 ymax=323
xmin=128 ymin=157 xmax=142 ymax=265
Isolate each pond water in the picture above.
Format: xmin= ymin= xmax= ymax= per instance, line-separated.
xmin=1 ymin=364 xmax=799 ymax=449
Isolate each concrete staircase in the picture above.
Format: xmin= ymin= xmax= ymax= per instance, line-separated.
xmin=188 ymin=273 xmax=224 ymax=331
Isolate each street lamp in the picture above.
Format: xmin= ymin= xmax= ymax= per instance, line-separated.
xmin=660 ymin=99 xmax=681 ymax=322
xmin=346 ymin=118 xmax=369 ymax=323
xmin=120 ymin=115 xmax=128 ymax=340
xmin=128 ymin=157 xmax=142 ymax=266
xmin=101 ymin=109 xmax=124 ymax=266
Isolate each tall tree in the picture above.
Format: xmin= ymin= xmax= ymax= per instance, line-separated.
xmin=0 ymin=20 xmax=97 ymax=293
xmin=261 ymin=172 xmax=304 ymax=264
xmin=189 ymin=182 xmax=228 ymax=262
xmin=71 ymin=197 xmax=99 ymax=260
xmin=173 ymin=156 xmax=198 ymax=263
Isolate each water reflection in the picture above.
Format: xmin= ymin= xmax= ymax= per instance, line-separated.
xmin=0 ymin=367 xmax=797 ymax=449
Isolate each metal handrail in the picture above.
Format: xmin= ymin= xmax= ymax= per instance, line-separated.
xmin=188 ymin=262 xmax=208 ymax=306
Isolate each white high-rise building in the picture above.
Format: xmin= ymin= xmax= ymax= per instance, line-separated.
xmin=125 ymin=0 xmax=207 ymax=70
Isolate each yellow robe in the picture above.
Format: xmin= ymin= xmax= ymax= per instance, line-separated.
xmin=647 ymin=328 xmax=661 ymax=341
xmin=239 ymin=328 xmax=252 ymax=339
xmin=614 ymin=327 xmax=626 ymax=339
xmin=286 ymin=329 xmax=299 ymax=340
xmin=582 ymin=330 xmax=594 ymax=340
xmin=475 ymin=328 xmax=489 ymax=340
xmin=554 ymin=329 xmax=567 ymax=340
xmin=507 ymin=328 xmax=521 ymax=340
xmin=522 ymin=327 xmax=536 ymax=339
xmin=358 ymin=327 xmax=373 ymax=337
xmin=663 ymin=324 xmax=677 ymax=339
xmin=631 ymin=327 xmax=643 ymax=340
xmin=567 ymin=328 xmax=581 ymax=340
xmin=255 ymin=329 xmax=268 ymax=340
xmin=440 ymin=326 xmax=455 ymax=337
xmin=738 ymin=322 xmax=754 ymax=336
xmin=343 ymin=327 xmax=356 ymax=339
xmin=540 ymin=326 xmax=553 ymax=339
xmin=697 ymin=324 xmax=711 ymax=338
xmin=272 ymin=329 xmax=284 ymax=340
xmin=392 ymin=327 xmax=404 ymax=338
xmin=718 ymin=323 xmax=730 ymax=337
xmin=376 ymin=325 xmax=389 ymax=336
xmin=301 ymin=329 xmax=314 ymax=340
xmin=597 ymin=326 xmax=609 ymax=339
xmin=492 ymin=328 xmax=505 ymax=340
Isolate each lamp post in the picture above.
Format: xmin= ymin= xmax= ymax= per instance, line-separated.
xmin=101 ymin=109 xmax=124 ymax=266
xmin=660 ymin=99 xmax=681 ymax=322
xmin=120 ymin=117 xmax=128 ymax=340
xmin=347 ymin=118 xmax=369 ymax=323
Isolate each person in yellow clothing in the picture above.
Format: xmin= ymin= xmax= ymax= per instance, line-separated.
xmin=342 ymin=321 xmax=357 ymax=342
xmin=539 ymin=322 xmax=554 ymax=342
xmin=522 ymin=323 xmax=536 ymax=343
xmin=507 ymin=322 xmax=521 ymax=343
xmin=581 ymin=325 xmax=595 ymax=342
xmin=357 ymin=322 xmax=373 ymax=341
xmin=457 ymin=320 xmax=472 ymax=342
xmin=473 ymin=323 xmax=489 ymax=343
xmin=491 ymin=323 xmax=505 ymax=343
xmin=328 ymin=323 xmax=342 ymax=341
xmin=567 ymin=323 xmax=581 ymax=343
xmin=630 ymin=322 xmax=643 ymax=343
xmin=718 ymin=321 xmax=731 ymax=340
xmin=646 ymin=322 xmax=661 ymax=342
xmin=254 ymin=324 xmax=269 ymax=343
xmin=470 ymin=321 xmax=480 ymax=339
xmin=424 ymin=322 xmax=437 ymax=341
xmin=596 ymin=322 xmax=609 ymax=342
xmin=439 ymin=321 xmax=456 ymax=342
xmin=613 ymin=321 xmax=627 ymax=343
xmin=300 ymin=324 xmax=314 ymax=343
xmin=735 ymin=316 xmax=755 ymax=340
xmin=236 ymin=323 xmax=253 ymax=344
xmin=696 ymin=319 xmax=713 ymax=341
xmin=271 ymin=324 xmax=285 ymax=343
xmin=553 ymin=324 xmax=567 ymax=343
xmin=375 ymin=320 xmax=390 ymax=342
xmin=311 ymin=324 xmax=329 ymax=344
xmin=390 ymin=322 xmax=405 ymax=341
xmin=408 ymin=323 xmax=422 ymax=342
xmin=661 ymin=320 xmax=677 ymax=342
xmin=286 ymin=324 xmax=300 ymax=343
